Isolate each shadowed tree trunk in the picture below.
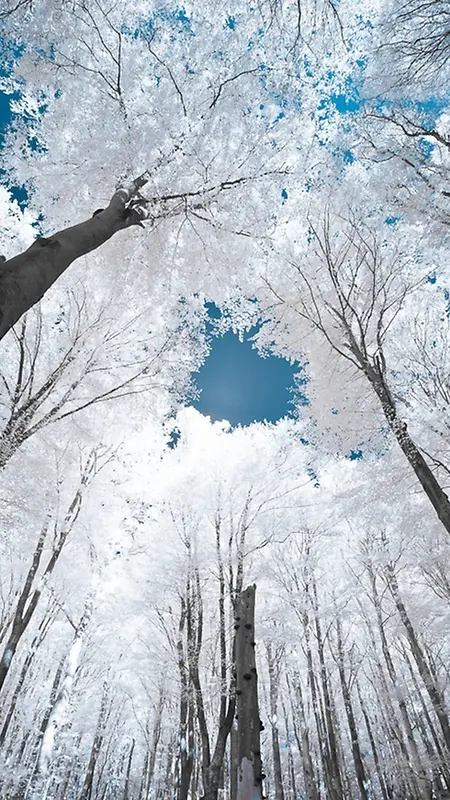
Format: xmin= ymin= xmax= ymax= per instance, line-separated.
xmin=234 ymin=584 xmax=263 ymax=800
xmin=0 ymin=175 xmax=149 ymax=341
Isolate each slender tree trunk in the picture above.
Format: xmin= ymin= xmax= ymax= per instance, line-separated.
xmin=1 ymin=451 xmax=96 ymax=694
xmin=266 ymin=642 xmax=285 ymax=800
xmin=0 ymin=176 xmax=149 ymax=341
xmin=403 ymin=647 xmax=450 ymax=791
xmin=356 ymin=682 xmax=392 ymax=800
xmin=123 ymin=738 xmax=135 ymax=800
xmin=287 ymin=675 xmax=319 ymax=800
xmin=311 ymin=581 xmax=343 ymax=800
xmin=0 ymin=606 xmax=54 ymax=745
xmin=385 ymin=563 xmax=450 ymax=752
xmin=335 ymin=618 xmax=368 ymax=800
xmin=142 ymin=686 xmax=165 ymax=800
xmin=78 ymin=684 xmax=110 ymax=800
xmin=0 ymin=519 xmax=49 ymax=692
xmin=36 ymin=606 xmax=90 ymax=783
xmin=357 ymin=350 xmax=450 ymax=537
xmin=234 ymin=585 xmax=263 ymax=800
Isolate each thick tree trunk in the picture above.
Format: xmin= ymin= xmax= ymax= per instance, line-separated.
xmin=234 ymin=585 xmax=263 ymax=800
xmin=0 ymin=176 xmax=149 ymax=341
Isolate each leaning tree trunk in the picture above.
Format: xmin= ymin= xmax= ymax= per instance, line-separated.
xmin=0 ymin=175 xmax=149 ymax=341
xmin=234 ymin=585 xmax=263 ymax=800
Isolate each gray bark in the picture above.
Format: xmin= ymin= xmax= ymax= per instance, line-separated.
xmin=0 ymin=176 xmax=149 ymax=341
xmin=385 ymin=562 xmax=450 ymax=752
xmin=234 ymin=584 xmax=263 ymax=800
xmin=335 ymin=617 xmax=368 ymax=800
xmin=266 ymin=642 xmax=285 ymax=800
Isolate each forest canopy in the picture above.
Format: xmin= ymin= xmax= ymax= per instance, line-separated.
xmin=0 ymin=1 xmax=450 ymax=798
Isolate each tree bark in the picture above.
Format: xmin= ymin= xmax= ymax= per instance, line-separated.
xmin=78 ymin=683 xmax=110 ymax=800
xmin=366 ymin=359 xmax=450 ymax=537
xmin=0 ymin=518 xmax=49 ymax=692
xmin=385 ymin=562 xmax=450 ymax=752
xmin=234 ymin=585 xmax=263 ymax=800
xmin=0 ymin=176 xmax=149 ymax=341
xmin=335 ymin=617 xmax=368 ymax=800
xmin=266 ymin=642 xmax=285 ymax=800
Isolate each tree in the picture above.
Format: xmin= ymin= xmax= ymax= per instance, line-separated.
xmin=234 ymin=585 xmax=263 ymax=800
xmin=0 ymin=175 xmax=150 ymax=341
xmin=260 ymin=212 xmax=450 ymax=537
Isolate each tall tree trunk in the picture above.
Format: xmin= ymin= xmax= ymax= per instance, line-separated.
xmin=311 ymin=581 xmax=343 ymax=800
xmin=234 ymin=585 xmax=263 ymax=800
xmin=356 ymin=682 xmax=392 ymax=800
xmin=0 ymin=603 xmax=55 ymax=745
xmin=287 ymin=674 xmax=319 ymax=800
xmin=367 ymin=562 xmax=428 ymax=795
xmin=142 ymin=686 xmax=165 ymax=800
xmin=0 ymin=175 xmax=149 ymax=341
xmin=0 ymin=519 xmax=49 ymax=692
xmin=384 ymin=561 xmax=450 ymax=752
xmin=0 ymin=450 xmax=97 ymax=693
xmin=36 ymin=606 xmax=90 ymax=782
xmin=335 ymin=618 xmax=368 ymax=800
xmin=266 ymin=642 xmax=285 ymax=800
xmin=123 ymin=738 xmax=135 ymax=800
xmin=78 ymin=684 xmax=110 ymax=800
xmin=345 ymin=327 xmax=450 ymax=536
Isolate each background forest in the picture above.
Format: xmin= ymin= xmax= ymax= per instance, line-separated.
xmin=1 ymin=0 xmax=450 ymax=798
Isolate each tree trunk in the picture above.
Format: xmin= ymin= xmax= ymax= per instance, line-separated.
xmin=0 ymin=176 xmax=149 ymax=341
xmin=385 ymin=562 xmax=450 ymax=752
xmin=78 ymin=684 xmax=110 ymax=800
xmin=361 ymin=356 xmax=450 ymax=537
xmin=266 ymin=642 xmax=285 ymax=800
xmin=287 ymin=675 xmax=319 ymax=800
xmin=336 ymin=618 xmax=368 ymax=800
xmin=311 ymin=581 xmax=343 ymax=800
xmin=123 ymin=738 xmax=135 ymax=800
xmin=234 ymin=585 xmax=263 ymax=800
xmin=0 ymin=518 xmax=49 ymax=692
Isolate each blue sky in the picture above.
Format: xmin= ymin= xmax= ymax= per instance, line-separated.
xmin=193 ymin=324 xmax=301 ymax=426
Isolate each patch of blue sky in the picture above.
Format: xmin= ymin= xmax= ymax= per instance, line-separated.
xmin=414 ymin=95 xmax=450 ymax=125
xmin=0 ymin=42 xmax=47 ymax=209
xmin=123 ymin=6 xmax=195 ymax=41
xmin=330 ymin=92 xmax=362 ymax=113
xmin=419 ymin=138 xmax=435 ymax=159
xmin=224 ymin=15 xmax=236 ymax=30
xmin=373 ymin=94 xmax=450 ymax=128
xmin=191 ymin=302 xmax=307 ymax=427
xmin=444 ymin=289 xmax=450 ymax=318
xmin=385 ymin=215 xmax=401 ymax=225
xmin=347 ymin=448 xmax=363 ymax=460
